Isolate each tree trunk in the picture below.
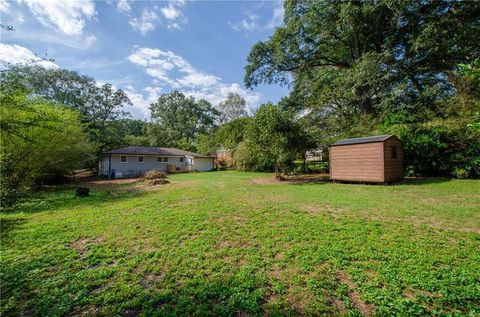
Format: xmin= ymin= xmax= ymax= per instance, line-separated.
xmin=275 ymin=163 xmax=280 ymax=180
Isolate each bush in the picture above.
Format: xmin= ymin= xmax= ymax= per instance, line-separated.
xmin=217 ymin=158 xmax=228 ymax=171
xmin=293 ymin=161 xmax=329 ymax=174
xmin=143 ymin=169 xmax=167 ymax=180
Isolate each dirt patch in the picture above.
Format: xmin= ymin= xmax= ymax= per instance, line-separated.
xmin=70 ymin=237 xmax=89 ymax=255
xmin=140 ymin=272 xmax=164 ymax=289
xmin=337 ymin=271 xmax=376 ymax=317
xmin=301 ymin=204 xmax=348 ymax=217
xmin=75 ymin=305 xmax=102 ymax=316
xmin=82 ymin=178 xmax=141 ymax=191
xmin=270 ymin=263 xmax=282 ymax=279
xmin=283 ymin=174 xmax=330 ymax=184
xmin=403 ymin=289 xmax=416 ymax=300
xmin=329 ymin=296 xmax=347 ymax=316
xmin=70 ymin=237 xmax=105 ymax=257
xmin=251 ymin=178 xmax=282 ymax=185
xmin=237 ymin=258 xmax=247 ymax=267
xmin=251 ymin=174 xmax=330 ymax=185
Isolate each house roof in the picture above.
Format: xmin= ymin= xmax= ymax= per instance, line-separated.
xmin=104 ymin=146 xmax=213 ymax=158
xmin=331 ymin=135 xmax=395 ymax=146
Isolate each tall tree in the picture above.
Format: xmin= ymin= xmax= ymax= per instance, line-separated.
xmin=218 ymin=92 xmax=248 ymax=124
xmin=149 ymin=91 xmax=219 ymax=149
xmin=245 ymin=0 xmax=480 ymax=124
xmin=2 ymin=66 xmax=131 ymax=153
xmin=247 ymin=103 xmax=313 ymax=179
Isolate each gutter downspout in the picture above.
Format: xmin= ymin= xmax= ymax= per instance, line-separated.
xmin=108 ymin=154 xmax=112 ymax=179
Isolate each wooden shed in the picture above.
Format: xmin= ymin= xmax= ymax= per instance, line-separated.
xmin=329 ymin=135 xmax=404 ymax=183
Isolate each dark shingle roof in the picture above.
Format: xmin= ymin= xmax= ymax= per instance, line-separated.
xmin=104 ymin=146 xmax=213 ymax=158
xmin=331 ymin=135 xmax=395 ymax=146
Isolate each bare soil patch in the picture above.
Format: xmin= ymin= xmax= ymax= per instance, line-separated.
xmin=337 ymin=271 xmax=376 ymax=316
xmin=70 ymin=237 xmax=105 ymax=257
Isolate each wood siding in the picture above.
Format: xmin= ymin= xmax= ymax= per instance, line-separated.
xmin=330 ymin=142 xmax=385 ymax=182
xmin=383 ymin=138 xmax=404 ymax=182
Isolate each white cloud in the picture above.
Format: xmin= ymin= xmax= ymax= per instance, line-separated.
xmin=128 ymin=47 xmax=260 ymax=111
xmin=160 ymin=0 xmax=187 ymax=29
xmin=230 ymin=2 xmax=284 ymax=32
xmin=19 ymin=0 xmax=96 ymax=36
xmin=128 ymin=47 xmax=219 ymax=88
xmin=267 ymin=1 xmax=284 ymax=29
xmin=229 ymin=12 xmax=258 ymax=31
xmin=129 ymin=8 xmax=159 ymax=35
xmin=161 ymin=4 xmax=180 ymax=20
xmin=0 ymin=43 xmax=58 ymax=69
xmin=0 ymin=0 xmax=11 ymax=12
xmin=123 ymin=85 xmax=161 ymax=119
xmin=116 ymin=0 xmax=131 ymax=13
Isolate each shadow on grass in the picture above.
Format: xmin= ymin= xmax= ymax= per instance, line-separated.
xmin=0 ymin=218 xmax=27 ymax=241
xmin=282 ymin=174 xmax=331 ymax=185
xmin=400 ymin=177 xmax=452 ymax=186
xmin=5 ymin=184 xmax=147 ymax=215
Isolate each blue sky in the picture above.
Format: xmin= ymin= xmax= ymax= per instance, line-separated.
xmin=0 ymin=0 xmax=289 ymax=119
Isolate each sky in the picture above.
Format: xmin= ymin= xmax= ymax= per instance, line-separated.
xmin=0 ymin=0 xmax=289 ymax=119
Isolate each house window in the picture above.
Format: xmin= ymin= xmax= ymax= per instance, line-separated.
xmin=138 ymin=156 xmax=144 ymax=163
xmin=120 ymin=156 xmax=127 ymax=163
xmin=391 ymin=146 xmax=397 ymax=159
xmin=179 ymin=157 xmax=184 ymax=163
xmin=163 ymin=157 xmax=168 ymax=162
xmin=156 ymin=157 xmax=162 ymax=163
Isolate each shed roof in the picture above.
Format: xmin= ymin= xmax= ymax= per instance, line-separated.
xmin=331 ymin=135 xmax=395 ymax=146
xmin=104 ymin=146 xmax=213 ymax=158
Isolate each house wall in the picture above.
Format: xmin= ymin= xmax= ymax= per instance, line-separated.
xmin=193 ymin=157 xmax=214 ymax=171
xmin=102 ymin=155 xmax=186 ymax=177
xmin=383 ymin=138 xmax=404 ymax=182
xmin=330 ymin=142 xmax=385 ymax=182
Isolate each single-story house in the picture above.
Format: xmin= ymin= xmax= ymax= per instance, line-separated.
xmin=329 ymin=135 xmax=404 ymax=183
xmin=99 ymin=146 xmax=215 ymax=178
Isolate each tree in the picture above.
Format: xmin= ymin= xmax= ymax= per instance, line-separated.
xmin=149 ymin=91 xmax=219 ymax=149
xmin=215 ymin=117 xmax=251 ymax=150
xmin=87 ymin=83 xmax=131 ymax=152
xmin=2 ymin=66 xmax=132 ymax=153
xmin=0 ymin=87 xmax=93 ymax=208
xmin=247 ymin=103 xmax=313 ymax=179
xmin=218 ymin=92 xmax=248 ymax=124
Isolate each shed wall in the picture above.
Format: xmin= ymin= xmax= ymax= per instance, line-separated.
xmin=330 ymin=142 xmax=385 ymax=182
xmin=383 ymin=138 xmax=404 ymax=182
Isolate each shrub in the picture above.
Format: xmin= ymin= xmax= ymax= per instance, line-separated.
xmin=217 ymin=158 xmax=228 ymax=171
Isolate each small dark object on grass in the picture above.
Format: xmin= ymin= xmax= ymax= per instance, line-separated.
xmin=76 ymin=187 xmax=90 ymax=197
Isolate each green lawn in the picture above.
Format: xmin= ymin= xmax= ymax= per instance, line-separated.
xmin=1 ymin=172 xmax=479 ymax=316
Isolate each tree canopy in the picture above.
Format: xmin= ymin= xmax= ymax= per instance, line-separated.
xmin=218 ymin=92 xmax=248 ymax=124
xmin=148 ymin=91 xmax=219 ymax=150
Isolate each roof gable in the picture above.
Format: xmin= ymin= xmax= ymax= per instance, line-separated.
xmin=331 ymin=135 xmax=396 ymax=146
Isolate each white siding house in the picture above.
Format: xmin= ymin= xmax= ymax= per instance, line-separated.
xmin=100 ymin=146 xmax=214 ymax=178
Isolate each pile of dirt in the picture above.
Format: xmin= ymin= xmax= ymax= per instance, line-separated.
xmin=143 ymin=170 xmax=167 ymax=180
xmin=143 ymin=169 xmax=170 ymax=186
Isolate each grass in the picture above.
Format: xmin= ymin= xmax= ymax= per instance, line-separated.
xmin=1 ymin=171 xmax=479 ymax=316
